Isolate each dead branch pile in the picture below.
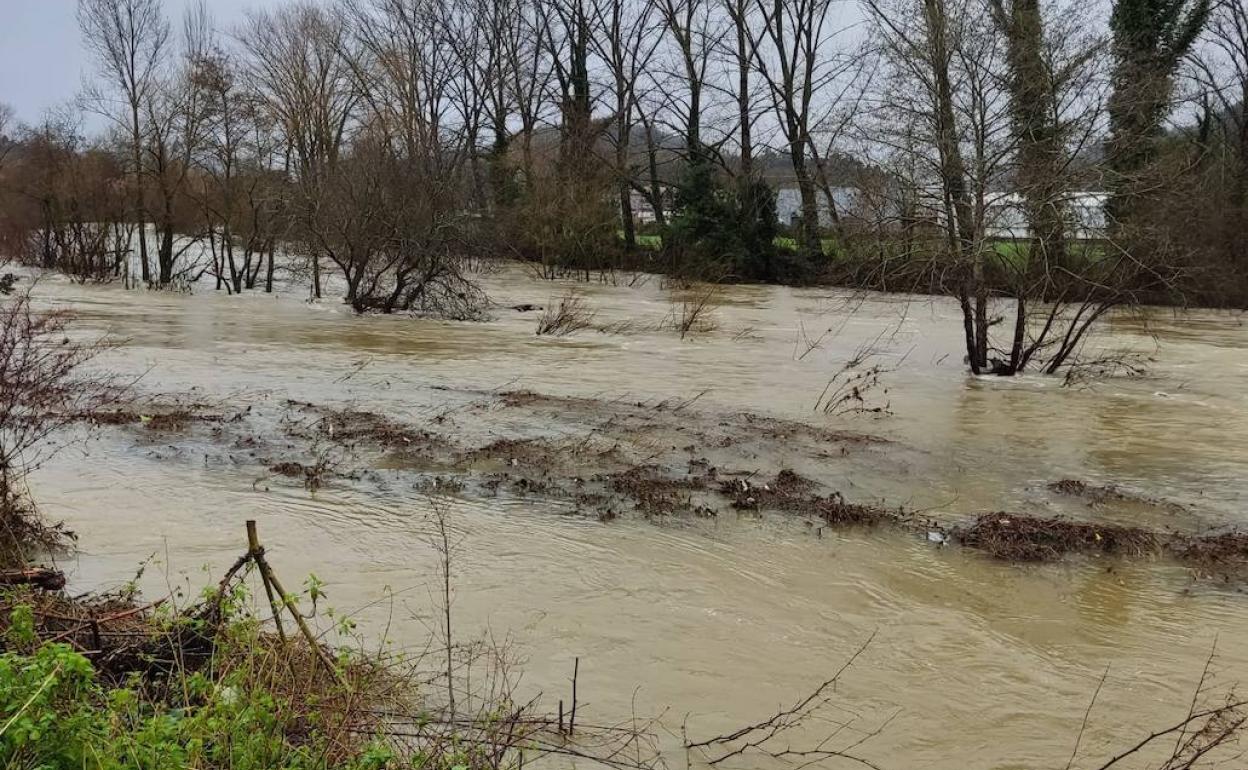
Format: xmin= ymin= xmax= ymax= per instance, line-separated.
xmin=1166 ymin=532 xmax=1248 ymax=576
xmin=284 ymin=401 xmax=447 ymax=455
xmin=73 ymin=407 xmax=232 ymax=431
xmin=0 ymin=586 xmax=213 ymax=686
xmin=1049 ymin=478 xmax=1187 ymax=512
xmin=607 ymin=464 xmax=715 ymax=516
xmin=948 ymin=511 xmax=1248 ymax=576
xmin=0 ymin=567 xmax=66 ymax=591
xmin=0 ymin=496 xmax=75 ymax=568
xmin=953 ymin=513 xmax=1159 ymax=562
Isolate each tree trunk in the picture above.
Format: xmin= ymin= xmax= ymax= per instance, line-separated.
xmin=131 ymin=102 xmax=151 ymax=284
xmin=617 ymin=111 xmax=636 ymax=251
xmin=735 ymin=0 xmax=753 ymax=179
xmin=926 ymin=0 xmax=986 ymax=373
xmin=619 ymin=180 xmax=636 ymax=251
xmin=158 ymin=216 xmax=175 ymax=285
xmin=790 ymin=141 xmax=822 ymax=258
xmin=265 ymin=243 xmax=276 ymax=293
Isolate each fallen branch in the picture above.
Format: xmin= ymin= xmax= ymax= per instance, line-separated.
xmin=0 ymin=567 xmax=66 ymax=591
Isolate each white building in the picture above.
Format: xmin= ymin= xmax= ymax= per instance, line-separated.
xmin=982 ymin=191 xmax=1108 ymax=241
xmin=774 ymin=186 xmax=857 ymax=228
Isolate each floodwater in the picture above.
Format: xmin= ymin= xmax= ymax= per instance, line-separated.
xmin=23 ymin=263 xmax=1248 ymax=769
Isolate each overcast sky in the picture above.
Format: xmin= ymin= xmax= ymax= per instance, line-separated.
xmin=0 ymin=0 xmax=279 ymax=127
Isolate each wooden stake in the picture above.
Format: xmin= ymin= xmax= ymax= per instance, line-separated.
xmin=246 ymin=520 xmax=288 ymax=644
xmin=570 ymin=656 xmax=579 ymax=735
xmin=245 ymin=520 xmax=344 ymax=685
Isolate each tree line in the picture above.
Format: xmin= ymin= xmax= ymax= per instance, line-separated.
xmin=0 ymin=0 xmax=1244 ymax=373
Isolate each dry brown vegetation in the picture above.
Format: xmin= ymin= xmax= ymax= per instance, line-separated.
xmin=534 ymin=291 xmax=595 ymax=336
xmin=661 ymin=287 xmax=720 ymax=339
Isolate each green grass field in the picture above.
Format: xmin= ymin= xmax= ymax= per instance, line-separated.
xmin=990 ymin=240 xmax=1107 ymax=268
xmin=623 ymin=232 xmax=840 ymax=255
xmin=619 ymin=232 xmax=1107 ymax=268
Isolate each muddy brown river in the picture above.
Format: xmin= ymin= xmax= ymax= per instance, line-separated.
xmin=23 ymin=264 xmax=1248 ymax=769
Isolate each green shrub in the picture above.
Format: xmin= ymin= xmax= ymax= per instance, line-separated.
xmin=0 ymin=606 xmax=395 ymax=770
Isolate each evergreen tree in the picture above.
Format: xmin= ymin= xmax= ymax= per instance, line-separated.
xmin=666 ymin=150 xmax=786 ymax=282
xmin=1107 ymin=0 xmax=1211 ymax=228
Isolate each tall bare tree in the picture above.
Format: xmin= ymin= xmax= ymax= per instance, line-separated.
xmin=864 ymin=0 xmax=997 ymax=371
xmin=78 ymin=0 xmax=170 ymax=285
xmin=241 ymin=3 xmax=359 ymax=299
xmin=748 ymin=0 xmax=848 ymax=258
xmin=589 ymin=0 xmax=661 ymax=251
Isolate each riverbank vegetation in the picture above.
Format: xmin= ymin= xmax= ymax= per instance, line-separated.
xmin=0 ymin=293 xmax=119 ymax=568
xmin=0 ymin=0 xmax=1243 ymax=376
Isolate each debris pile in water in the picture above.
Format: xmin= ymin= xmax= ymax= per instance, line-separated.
xmin=608 ymin=464 xmax=715 ymax=516
xmin=72 ymin=400 xmax=237 ymax=431
xmin=721 ymin=470 xmax=889 ymax=526
xmin=952 ymin=513 xmax=1158 ymax=562
xmin=1048 ymin=478 xmax=1187 ymax=512
xmin=69 ymin=389 xmax=1248 ymax=582
xmin=1167 ymin=531 xmax=1248 ymax=577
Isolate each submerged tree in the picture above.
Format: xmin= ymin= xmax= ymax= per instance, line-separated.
xmin=1 ymin=113 xmax=132 ymax=283
xmin=863 ymin=0 xmax=1003 ymax=372
xmin=241 ymin=3 xmax=358 ymax=300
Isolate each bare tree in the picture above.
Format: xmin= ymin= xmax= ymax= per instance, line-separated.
xmin=651 ymin=0 xmax=720 ymax=159
xmin=589 ymin=0 xmax=661 ymax=251
xmin=78 ymin=0 xmax=170 ymax=285
xmin=192 ymin=29 xmax=284 ymax=295
xmin=863 ymin=0 xmax=999 ymax=371
xmin=748 ymin=0 xmax=850 ymax=258
xmin=0 ymin=293 xmax=116 ymax=564
xmin=241 ymin=3 xmax=359 ymax=299
xmin=313 ymin=0 xmax=487 ymax=316
xmin=4 ymin=112 xmax=132 ymax=282
xmin=139 ymin=5 xmax=213 ymax=287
